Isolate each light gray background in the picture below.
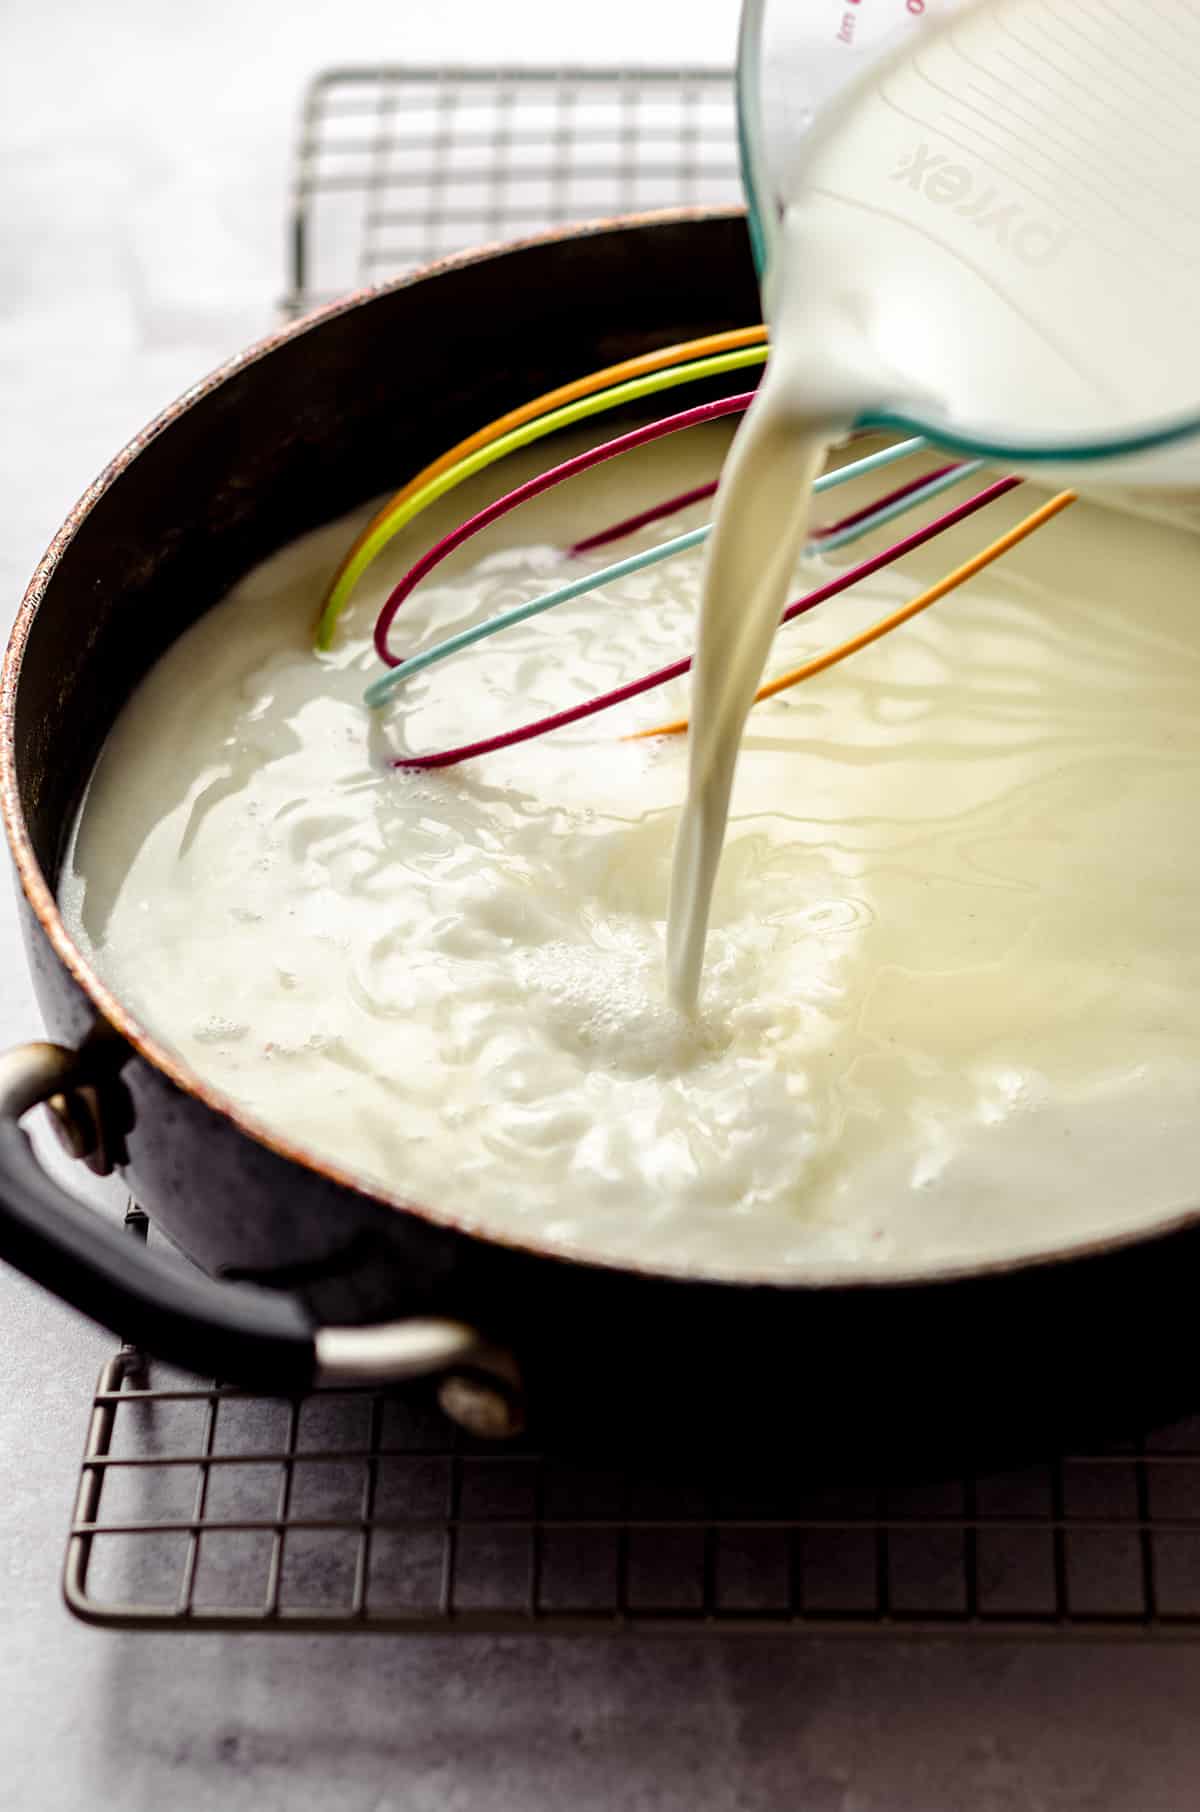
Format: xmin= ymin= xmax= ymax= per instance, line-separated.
xmin=3 ymin=3 xmax=1200 ymax=1806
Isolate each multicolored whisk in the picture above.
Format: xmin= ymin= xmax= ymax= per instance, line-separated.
xmin=313 ymin=328 xmax=1076 ymax=768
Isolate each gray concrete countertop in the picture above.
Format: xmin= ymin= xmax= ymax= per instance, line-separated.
xmin=3 ymin=4 xmax=1200 ymax=1807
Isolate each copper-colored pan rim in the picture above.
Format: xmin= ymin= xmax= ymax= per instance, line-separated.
xmin=6 ymin=208 xmax=1199 ymax=1293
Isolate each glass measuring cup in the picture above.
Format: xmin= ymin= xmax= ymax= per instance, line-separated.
xmin=737 ymin=0 xmax=1200 ymax=484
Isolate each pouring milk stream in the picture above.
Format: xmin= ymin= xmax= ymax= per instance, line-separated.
xmin=668 ymin=0 xmax=1200 ymax=1009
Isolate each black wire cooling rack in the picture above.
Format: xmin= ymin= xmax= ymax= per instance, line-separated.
xmin=66 ymin=1347 xmax=1200 ymax=1637
xmin=66 ymin=1214 xmax=1200 ymax=1635
xmin=63 ymin=65 xmax=1200 ymax=1636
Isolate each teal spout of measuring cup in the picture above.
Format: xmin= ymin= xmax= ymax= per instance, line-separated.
xmin=736 ymin=0 xmax=1200 ymax=487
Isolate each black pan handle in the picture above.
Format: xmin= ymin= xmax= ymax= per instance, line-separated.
xmin=0 ymin=1042 xmax=523 ymax=1435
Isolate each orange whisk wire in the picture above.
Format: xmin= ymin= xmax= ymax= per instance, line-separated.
xmin=628 ymin=490 xmax=1078 ymax=742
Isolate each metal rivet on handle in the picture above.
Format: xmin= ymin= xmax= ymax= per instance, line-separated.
xmin=438 ymin=1370 xmax=527 ymax=1442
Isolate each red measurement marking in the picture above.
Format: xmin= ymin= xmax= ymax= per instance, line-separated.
xmin=836 ymin=0 xmax=926 ymax=47
xmin=836 ymin=0 xmax=924 ymax=47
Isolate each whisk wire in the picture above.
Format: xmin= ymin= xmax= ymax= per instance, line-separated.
xmin=387 ymin=474 xmax=1029 ymax=772
xmin=631 ymin=490 xmax=1078 ymax=741
xmin=365 ymin=434 xmax=937 ymax=705
xmin=314 ymin=332 xmax=769 ymax=648
xmin=368 ymin=392 xmax=755 ymax=683
xmin=314 ymin=329 xmax=1076 ymax=774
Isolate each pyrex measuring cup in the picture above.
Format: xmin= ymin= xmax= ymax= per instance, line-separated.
xmin=737 ymin=0 xmax=1200 ymax=484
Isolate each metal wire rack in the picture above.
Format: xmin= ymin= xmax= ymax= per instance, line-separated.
xmin=63 ymin=64 xmax=1200 ymax=1636
xmin=285 ymin=64 xmax=741 ymax=312
xmin=66 ymin=1212 xmax=1200 ymax=1635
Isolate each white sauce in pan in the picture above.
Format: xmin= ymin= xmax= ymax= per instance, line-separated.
xmin=60 ymin=426 xmax=1200 ymax=1280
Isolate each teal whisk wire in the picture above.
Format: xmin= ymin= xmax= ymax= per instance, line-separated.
xmin=363 ymin=435 xmax=935 ymax=709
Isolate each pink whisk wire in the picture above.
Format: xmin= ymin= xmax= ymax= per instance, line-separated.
xmin=567 ymin=460 xmax=961 ymax=557
xmin=567 ymin=482 xmax=718 ymax=555
xmin=374 ymin=393 xmax=754 ymax=669
xmin=389 ymin=475 xmax=1022 ymax=772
